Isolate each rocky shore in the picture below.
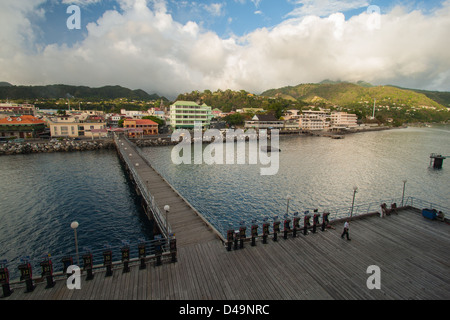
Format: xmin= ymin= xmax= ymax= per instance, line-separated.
xmin=0 ymin=139 xmax=115 ymax=155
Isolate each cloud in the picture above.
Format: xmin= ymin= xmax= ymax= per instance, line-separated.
xmin=287 ymin=0 xmax=369 ymax=17
xmin=0 ymin=0 xmax=449 ymax=98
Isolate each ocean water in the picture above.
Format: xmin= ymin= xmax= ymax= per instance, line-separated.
xmin=0 ymin=125 xmax=449 ymax=280
xmin=141 ymin=125 xmax=450 ymax=231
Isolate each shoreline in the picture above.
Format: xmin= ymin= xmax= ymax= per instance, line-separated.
xmin=0 ymin=125 xmax=406 ymax=155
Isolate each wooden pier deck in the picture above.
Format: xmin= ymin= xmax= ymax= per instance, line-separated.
xmin=115 ymin=136 xmax=222 ymax=247
xmin=4 ymin=207 xmax=450 ymax=300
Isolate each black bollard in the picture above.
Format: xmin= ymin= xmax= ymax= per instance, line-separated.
xmin=61 ymin=256 xmax=73 ymax=279
xmin=138 ymin=243 xmax=146 ymax=269
xmin=312 ymin=211 xmax=319 ymax=234
xmin=293 ymin=215 xmax=300 ymax=238
xmin=233 ymin=231 xmax=239 ymax=250
xmin=303 ymin=213 xmax=311 ymax=235
xmin=283 ymin=217 xmax=291 ymax=240
xmin=239 ymin=226 xmax=246 ymax=249
xmin=40 ymin=259 xmax=55 ymax=289
xmin=121 ymin=246 xmax=130 ymax=273
xmin=83 ymin=253 xmax=94 ymax=280
xmin=18 ymin=263 xmax=34 ymax=293
xmin=103 ymin=250 xmax=113 ymax=277
xmin=154 ymin=236 xmax=162 ymax=267
xmin=262 ymin=223 xmax=269 ymax=244
xmin=251 ymin=224 xmax=258 ymax=247
xmin=170 ymin=236 xmax=177 ymax=263
xmin=0 ymin=265 xmax=13 ymax=298
xmin=321 ymin=212 xmax=330 ymax=231
xmin=226 ymin=230 xmax=234 ymax=251
xmin=273 ymin=219 xmax=280 ymax=242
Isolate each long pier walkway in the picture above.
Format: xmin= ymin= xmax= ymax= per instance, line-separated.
xmin=114 ymin=136 xmax=223 ymax=247
xmin=3 ymin=207 xmax=450 ymax=300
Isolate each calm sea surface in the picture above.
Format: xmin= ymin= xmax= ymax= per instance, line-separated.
xmin=0 ymin=150 xmax=153 ymax=279
xmin=141 ymin=125 xmax=450 ymax=231
xmin=0 ymin=125 xmax=449 ymax=279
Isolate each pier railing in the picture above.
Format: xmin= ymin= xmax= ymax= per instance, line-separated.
xmin=114 ymin=136 xmax=172 ymax=238
xmin=4 ymin=237 xmax=173 ymax=287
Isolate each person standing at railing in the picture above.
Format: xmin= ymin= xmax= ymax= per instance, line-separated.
xmin=341 ymin=220 xmax=351 ymax=241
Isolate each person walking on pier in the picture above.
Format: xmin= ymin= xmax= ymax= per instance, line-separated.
xmin=341 ymin=220 xmax=351 ymax=240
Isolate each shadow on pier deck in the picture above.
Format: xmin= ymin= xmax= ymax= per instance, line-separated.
xmin=4 ymin=207 xmax=449 ymax=300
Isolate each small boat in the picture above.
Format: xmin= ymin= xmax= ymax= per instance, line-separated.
xmin=260 ymin=146 xmax=281 ymax=152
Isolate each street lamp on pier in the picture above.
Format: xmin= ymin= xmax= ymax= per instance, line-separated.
xmin=286 ymin=195 xmax=291 ymax=216
xmin=402 ymin=180 xmax=407 ymax=207
xmin=70 ymin=221 xmax=80 ymax=266
xmin=164 ymin=205 xmax=170 ymax=238
xmin=350 ymin=186 xmax=358 ymax=218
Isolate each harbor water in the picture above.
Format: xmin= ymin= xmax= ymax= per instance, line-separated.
xmin=0 ymin=125 xmax=449 ymax=279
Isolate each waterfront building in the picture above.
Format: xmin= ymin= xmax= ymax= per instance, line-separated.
xmin=123 ymin=118 xmax=158 ymax=137
xmin=169 ymin=101 xmax=212 ymax=129
xmin=244 ymin=114 xmax=284 ymax=130
xmin=47 ymin=114 xmax=107 ymax=138
xmin=330 ymin=111 xmax=358 ymax=130
xmin=0 ymin=103 xmax=36 ymax=117
xmin=299 ymin=110 xmax=330 ymax=131
xmin=0 ymin=115 xmax=45 ymax=138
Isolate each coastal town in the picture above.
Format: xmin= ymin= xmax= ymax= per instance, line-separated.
xmin=0 ymin=99 xmax=382 ymax=147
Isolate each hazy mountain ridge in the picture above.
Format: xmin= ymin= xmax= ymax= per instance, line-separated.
xmin=0 ymin=83 xmax=165 ymax=101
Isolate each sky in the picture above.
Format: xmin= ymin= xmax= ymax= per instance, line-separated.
xmin=0 ymin=0 xmax=449 ymax=99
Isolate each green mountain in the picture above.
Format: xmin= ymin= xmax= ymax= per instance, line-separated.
xmin=0 ymin=83 xmax=165 ymax=101
xmin=260 ymin=82 xmax=450 ymax=124
xmin=261 ymin=82 xmax=446 ymax=110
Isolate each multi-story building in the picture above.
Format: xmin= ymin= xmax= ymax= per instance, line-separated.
xmin=330 ymin=112 xmax=358 ymax=130
xmin=299 ymin=110 xmax=330 ymax=131
xmin=169 ymin=101 xmax=212 ymax=129
xmin=47 ymin=114 xmax=107 ymax=138
xmin=244 ymin=114 xmax=284 ymax=130
xmin=123 ymin=118 xmax=158 ymax=137
xmin=0 ymin=103 xmax=36 ymax=117
xmin=0 ymin=115 xmax=45 ymax=139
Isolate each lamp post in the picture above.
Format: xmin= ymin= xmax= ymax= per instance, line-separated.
xmin=286 ymin=195 xmax=291 ymax=216
xmin=402 ymin=180 xmax=407 ymax=207
xmin=350 ymin=186 xmax=358 ymax=218
xmin=164 ymin=205 xmax=170 ymax=237
xmin=71 ymin=221 xmax=80 ymax=266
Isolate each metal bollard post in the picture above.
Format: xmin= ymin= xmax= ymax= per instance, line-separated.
xmin=321 ymin=212 xmax=329 ymax=231
xmin=103 ymin=250 xmax=113 ymax=277
xmin=226 ymin=230 xmax=234 ymax=251
xmin=273 ymin=217 xmax=280 ymax=242
xmin=262 ymin=221 xmax=270 ymax=244
xmin=170 ymin=235 xmax=177 ymax=263
xmin=155 ymin=236 xmax=162 ymax=267
xmin=18 ymin=262 xmax=34 ymax=293
xmin=312 ymin=210 xmax=319 ymax=234
xmin=293 ymin=213 xmax=300 ymax=238
xmin=234 ymin=230 xmax=239 ymax=250
xmin=239 ymin=224 xmax=246 ymax=249
xmin=283 ymin=215 xmax=291 ymax=239
xmin=121 ymin=246 xmax=130 ymax=273
xmin=61 ymin=256 xmax=73 ymax=278
xmin=0 ymin=261 xmax=13 ymax=298
xmin=82 ymin=253 xmax=94 ymax=280
xmin=304 ymin=211 xmax=311 ymax=235
xmin=251 ymin=221 xmax=258 ymax=246
xmin=40 ymin=257 xmax=55 ymax=289
xmin=138 ymin=242 xmax=146 ymax=269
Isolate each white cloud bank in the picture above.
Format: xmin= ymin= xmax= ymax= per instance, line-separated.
xmin=0 ymin=0 xmax=449 ymax=98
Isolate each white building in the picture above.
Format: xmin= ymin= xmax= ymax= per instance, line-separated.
xmin=169 ymin=101 xmax=212 ymax=129
xmin=299 ymin=110 xmax=330 ymax=131
xmin=330 ymin=112 xmax=358 ymax=130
